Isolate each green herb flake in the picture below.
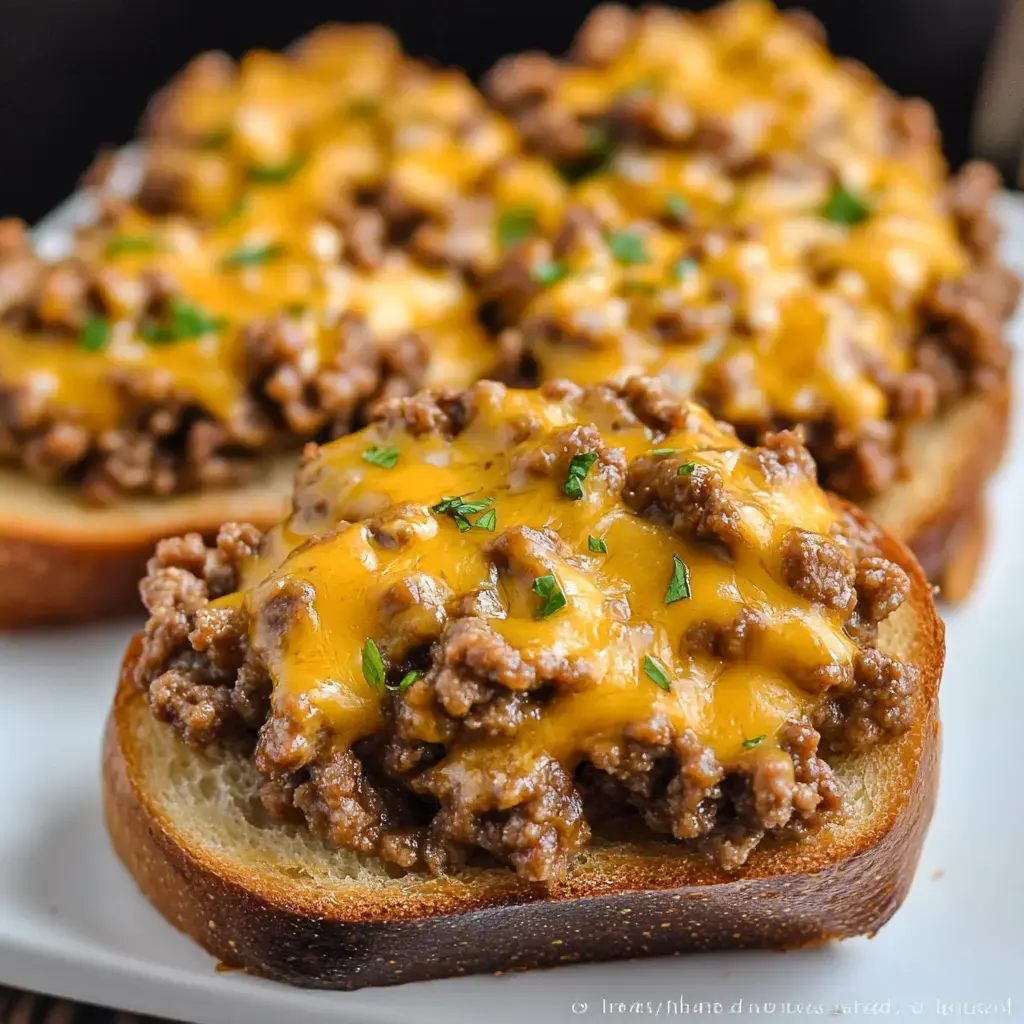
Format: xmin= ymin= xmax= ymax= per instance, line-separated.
xmin=80 ymin=316 xmax=111 ymax=352
xmin=347 ymin=96 xmax=380 ymax=118
xmin=742 ymin=734 xmax=766 ymax=749
xmin=665 ymin=194 xmax=689 ymax=220
xmin=220 ymin=241 xmax=285 ymax=270
xmin=622 ymin=277 xmax=658 ymax=295
xmin=474 ymin=508 xmax=497 ymax=532
xmin=395 ymin=669 xmax=422 ymax=692
xmin=198 ymin=127 xmax=231 ymax=150
xmin=247 ymin=155 xmax=306 ymax=184
xmin=215 ymin=195 xmax=251 ymax=228
xmin=643 ymin=655 xmax=672 ymax=692
xmin=532 ymin=573 xmax=567 ymax=619
xmin=821 ymin=185 xmax=871 ymax=227
xmin=532 ymin=260 xmax=569 ymax=288
xmin=431 ymin=493 xmax=494 ymax=533
xmin=678 ymin=462 xmax=696 ymax=476
xmin=497 ymin=207 xmax=537 ymax=249
xmin=608 ymin=230 xmax=650 ymax=266
xmin=671 ymin=257 xmax=697 ymax=282
xmin=588 ymin=534 xmax=608 ymax=554
xmin=105 ymin=234 xmax=161 ymax=258
xmin=140 ymin=297 xmax=226 ymax=344
xmin=563 ymin=451 xmax=598 ymax=500
xmin=361 ymin=638 xmax=386 ymax=693
xmin=361 ymin=445 xmax=400 ymax=469
xmin=664 ymin=554 xmax=692 ymax=604
xmin=650 ymin=448 xmax=679 ymax=456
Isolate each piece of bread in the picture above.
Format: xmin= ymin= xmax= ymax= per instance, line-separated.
xmin=864 ymin=379 xmax=1011 ymax=603
xmin=102 ymin=500 xmax=943 ymax=990
xmin=0 ymin=457 xmax=295 ymax=628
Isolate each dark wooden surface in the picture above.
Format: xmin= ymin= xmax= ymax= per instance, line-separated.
xmin=0 ymin=986 xmax=161 ymax=1023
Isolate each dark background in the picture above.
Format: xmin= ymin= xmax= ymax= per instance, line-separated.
xmin=0 ymin=0 xmax=1005 ymax=223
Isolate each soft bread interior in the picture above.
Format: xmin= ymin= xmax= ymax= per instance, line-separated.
xmin=114 ymin=502 xmax=941 ymax=911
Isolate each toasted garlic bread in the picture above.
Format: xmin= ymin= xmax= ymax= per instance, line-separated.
xmin=103 ymin=501 xmax=942 ymax=991
xmin=0 ymin=458 xmax=295 ymax=627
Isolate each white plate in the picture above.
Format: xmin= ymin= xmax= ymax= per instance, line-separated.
xmin=2 ymin=198 xmax=1024 ymax=1024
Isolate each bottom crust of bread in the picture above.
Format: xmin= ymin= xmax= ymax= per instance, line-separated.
xmin=102 ymin=503 xmax=943 ymax=990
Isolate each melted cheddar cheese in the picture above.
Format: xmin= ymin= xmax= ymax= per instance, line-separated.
xmin=219 ymin=384 xmax=856 ymax=782
xmin=0 ymin=1 xmax=977 ymax=499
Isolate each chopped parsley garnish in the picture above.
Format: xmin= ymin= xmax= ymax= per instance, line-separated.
xmin=215 ymin=196 xmax=251 ymax=228
xmin=198 ymin=127 xmax=231 ymax=149
xmin=671 ymin=257 xmax=697 ymax=282
xmin=665 ymin=194 xmax=689 ymax=220
xmin=140 ymin=298 xmax=226 ymax=344
xmin=678 ymin=462 xmax=696 ymax=476
xmin=588 ymin=534 xmax=608 ymax=554
xmin=475 ymin=508 xmax=497 ymax=532
xmin=821 ymin=185 xmax=871 ymax=226
xmin=532 ymin=260 xmax=569 ymax=287
xmin=247 ymin=155 xmax=305 ymax=184
xmin=650 ymin=448 xmax=679 ymax=456
xmin=347 ymin=96 xmax=380 ymax=118
xmin=664 ymin=554 xmax=692 ymax=604
xmin=497 ymin=207 xmax=537 ymax=249
xmin=558 ymin=126 xmax=614 ymax=183
xmin=395 ymin=669 xmax=422 ymax=692
xmin=80 ymin=316 xmax=111 ymax=352
xmin=431 ymin=493 xmax=495 ymax=532
xmin=361 ymin=445 xmax=400 ymax=469
xmin=742 ymin=735 xmax=766 ymax=748
xmin=220 ymin=241 xmax=284 ymax=270
xmin=643 ymin=655 xmax=672 ymax=692
xmin=361 ymin=638 xmax=386 ymax=693
xmin=532 ymin=573 xmax=567 ymax=619
xmin=622 ymin=278 xmax=658 ymax=295
xmin=106 ymin=234 xmax=161 ymax=258
xmin=563 ymin=451 xmax=598 ymax=500
xmin=608 ymin=229 xmax=650 ymax=266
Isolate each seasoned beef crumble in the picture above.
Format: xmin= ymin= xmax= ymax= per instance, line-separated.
xmin=135 ymin=378 xmax=917 ymax=885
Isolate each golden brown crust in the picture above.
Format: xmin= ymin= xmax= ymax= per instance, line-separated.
xmin=0 ymin=459 xmax=294 ymax=628
xmin=102 ymin=500 xmax=943 ymax=989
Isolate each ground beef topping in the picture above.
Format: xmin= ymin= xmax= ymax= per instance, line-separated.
xmin=136 ymin=377 xmax=919 ymax=885
xmin=0 ymin=2 xmax=1016 ymax=506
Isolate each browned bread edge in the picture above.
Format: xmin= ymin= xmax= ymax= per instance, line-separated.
xmin=866 ymin=378 xmax=1012 ymax=604
xmin=102 ymin=500 xmax=943 ymax=990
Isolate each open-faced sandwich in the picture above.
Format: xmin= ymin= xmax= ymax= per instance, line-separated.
xmin=104 ymin=378 xmax=943 ymax=988
xmin=1 ymin=0 xmax=1015 ymax=625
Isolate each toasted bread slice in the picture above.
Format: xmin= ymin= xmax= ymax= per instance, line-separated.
xmin=864 ymin=380 xmax=1011 ymax=603
xmin=0 ymin=379 xmax=1007 ymax=627
xmin=0 ymin=457 xmax=295 ymax=628
xmin=102 ymin=501 xmax=943 ymax=990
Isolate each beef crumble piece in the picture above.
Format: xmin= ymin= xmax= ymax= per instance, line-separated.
xmin=0 ymin=221 xmax=439 ymax=503
xmin=134 ymin=378 xmax=920 ymax=885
